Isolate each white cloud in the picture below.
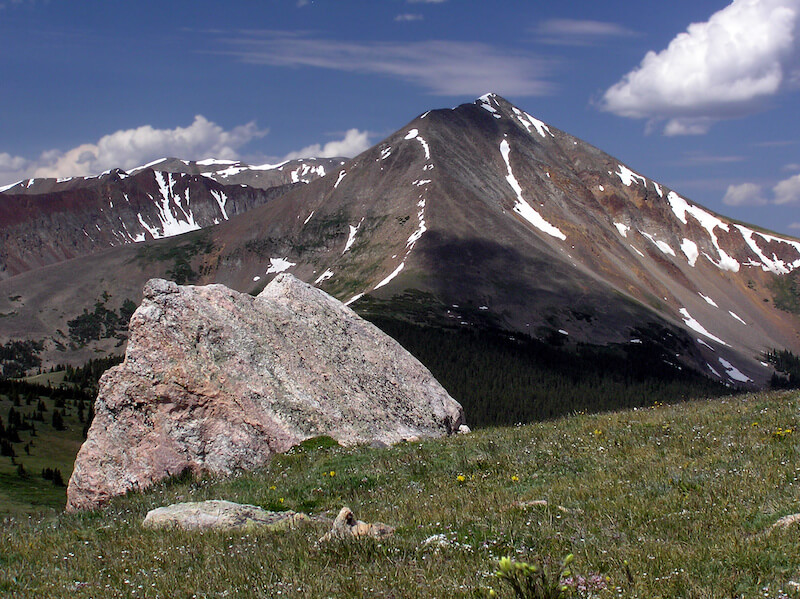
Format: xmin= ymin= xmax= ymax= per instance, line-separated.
xmin=0 ymin=116 xmax=266 ymax=186
xmin=679 ymin=151 xmax=744 ymax=165
xmin=221 ymin=32 xmax=555 ymax=96
xmin=0 ymin=152 xmax=28 ymax=172
xmin=789 ymin=222 xmax=800 ymax=229
xmin=283 ymin=129 xmax=371 ymax=160
xmin=783 ymin=162 xmax=800 ymax=171
xmin=602 ymin=0 xmax=800 ymax=135
xmin=774 ymin=173 xmax=800 ymax=204
xmin=0 ymin=152 xmax=30 ymax=187
xmin=721 ymin=173 xmax=800 ymax=206
xmin=722 ymin=182 xmax=767 ymax=205
xmin=395 ymin=13 xmax=423 ymax=22
xmin=534 ymin=19 xmax=637 ymax=45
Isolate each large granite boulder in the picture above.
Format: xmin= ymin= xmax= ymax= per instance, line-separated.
xmin=67 ymin=274 xmax=465 ymax=511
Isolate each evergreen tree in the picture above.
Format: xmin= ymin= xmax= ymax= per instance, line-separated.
xmin=51 ymin=410 xmax=65 ymax=431
xmin=52 ymin=469 xmax=65 ymax=487
xmin=0 ymin=439 xmax=15 ymax=457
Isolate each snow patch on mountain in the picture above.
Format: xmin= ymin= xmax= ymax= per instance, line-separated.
xmin=614 ymin=222 xmax=630 ymax=238
xmin=345 ymin=293 xmax=364 ymax=306
xmin=343 ymin=218 xmax=364 ymax=254
xmin=266 ymin=258 xmax=296 ymax=274
xmin=290 ymin=163 xmax=326 ymax=184
xmin=641 ymin=232 xmax=676 ymax=256
xmin=314 ymin=269 xmax=334 ymax=284
xmin=334 ymin=170 xmax=347 ymax=189
xmin=698 ymin=293 xmax=718 ymax=307
xmin=729 ymin=311 xmax=747 ymax=325
xmin=667 ymin=192 xmax=740 ymax=272
xmin=679 ymin=308 xmax=728 ymax=346
xmin=477 ymin=94 xmax=502 ymax=118
xmin=500 ymin=140 xmax=566 ymax=241
xmin=681 ymin=238 xmax=699 ymax=267
xmin=512 ymin=107 xmax=552 ymax=139
xmin=407 ymin=198 xmax=427 ymax=249
xmin=615 ymin=165 xmax=647 ymax=187
xmin=404 ymin=129 xmax=431 ymax=160
xmin=734 ymin=224 xmax=800 ymax=274
xmin=210 ymin=190 xmax=228 ymax=220
xmin=697 ymin=338 xmax=715 ymax=351
xmin=135 ymin=172 xmax=202 ymax=239
xmin=718 ymin=357 xmax=751 ymax=383
xmin=374 ymin=262 xmax=405 ymax=290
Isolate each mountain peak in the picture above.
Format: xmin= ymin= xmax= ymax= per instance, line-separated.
xmin=472 ymin=93 xmax=554 ymax=140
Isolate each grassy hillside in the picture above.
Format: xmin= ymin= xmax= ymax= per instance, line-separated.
xmin=2 ymin=390 xmax=799 ymax=598
xmin=0 ymin=376 xmax=91 ymax=514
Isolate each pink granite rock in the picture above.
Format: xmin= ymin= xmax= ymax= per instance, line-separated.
xmin=66 ymin=274 xmax=465 ymax=511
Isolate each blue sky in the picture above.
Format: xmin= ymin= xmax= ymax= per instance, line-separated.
xmin=1 ymin=0 xmax=799 ymax=235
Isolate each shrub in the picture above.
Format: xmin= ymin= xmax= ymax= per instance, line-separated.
xmin=492 ymin=554 xmax=574 ymax=599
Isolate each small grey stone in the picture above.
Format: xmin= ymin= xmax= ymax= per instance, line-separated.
xmin=142 ymin=500 xmax=307 ymax=531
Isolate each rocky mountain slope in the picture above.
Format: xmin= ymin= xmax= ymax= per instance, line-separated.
xmin=1 ymin=94 xmax=799 ymax=391
xmin=0 ymin=157 xmax=342 ymax=278
xmin=202 ymin=94 xmax=800 ymax=387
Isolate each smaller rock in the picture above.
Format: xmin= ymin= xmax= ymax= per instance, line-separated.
xmin=319 ymin=507 xmax=394 ymax=542
xmin=458 ymin=424 xmax=471 ymax=435
xmin=142 ymin=500 xmax=307 ymax=531
xmin=773 ymin=513 xmax=800 ymax=529
xmin=511 ymin=499 xmax=581 ymax=514
xmin=513 ymin=499 xmax=549 ymax=509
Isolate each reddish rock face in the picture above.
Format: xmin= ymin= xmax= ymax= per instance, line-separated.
xmin=66 ymin=274 xmax=464 ymax=511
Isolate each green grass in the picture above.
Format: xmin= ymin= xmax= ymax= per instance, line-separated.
xmin=2 ymin=390 xmax=800 ymax=597
xmin=770 ymin=273 xmax=800 ymax=315
xmin=0 ymin=390 xmax=86 ymax=515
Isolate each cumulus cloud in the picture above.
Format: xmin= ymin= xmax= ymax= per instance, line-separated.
xmin=722 ymin=173 xmax=800 ymax=206
xmin=0 ymin=116 xmax=266 ymax=186
xmin=789 ymin=222 xmax=800 ymax=229
xmin=395 ymin=13 xmax=423 ymax=22
xmin=0 ymin=152 xmax=28 ymax=172
xmin=722 ymin=182 xmax=768 ymax=205
xmin=283 ymin=129 xmax=371 ymax=160
xmin=601 ymin=0 xmax=800 ymax=135
xmin=783 ymin=162 xmax=800 ymax=171
xmin=221 ymin=32 xmax=556 ymax=96
xmin=774 ymin=173 xmax=800 ymax=203
xmin=533 ymin=19 xmax=637 ymax=45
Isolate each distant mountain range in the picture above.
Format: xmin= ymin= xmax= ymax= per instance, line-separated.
xmin=2 ymin=94 xmax=799 ymax=398
xmin=0 ymin=157 xmax=342 ymax=277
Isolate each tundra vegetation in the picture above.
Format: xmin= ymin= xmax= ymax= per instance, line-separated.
xmin=1 ymin=389 xmax=799 ymax=598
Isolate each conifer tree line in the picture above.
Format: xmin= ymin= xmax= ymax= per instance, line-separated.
xmin=0 ymin=357 xmax=118 ymax=487
xmin=368 ymin=317 xmax=735 ymax=427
